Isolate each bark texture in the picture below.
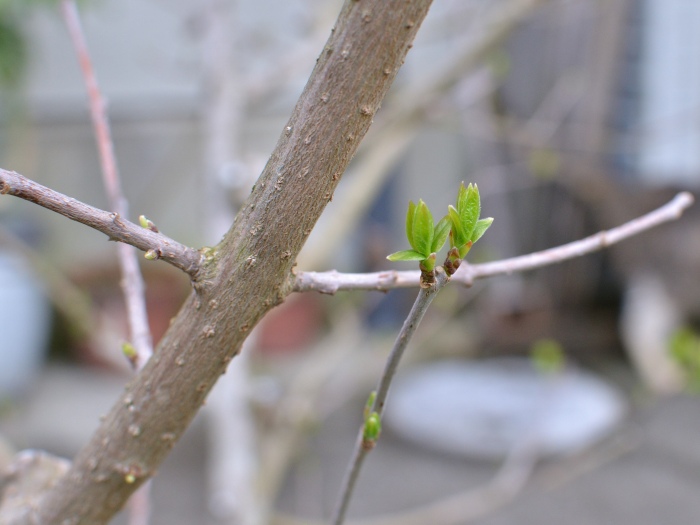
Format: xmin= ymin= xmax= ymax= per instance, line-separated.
xmin=26 ymin=0 xmax=433 ymax=523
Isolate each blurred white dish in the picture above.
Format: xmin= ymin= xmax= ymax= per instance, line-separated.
xmin=385 ymin=358 xmax=626 ymax=459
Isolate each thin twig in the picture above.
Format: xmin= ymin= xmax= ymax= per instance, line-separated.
xmin=61 ymin=1 xmax=156 ymax=522
xmin=61 ymin=0 xmax=153 ymax=371
xmin=294 ymin=192 xmax=694 ymax=294
xmin=0 ymin=169 xmax=203 ymax=278
xmin=461 ymin=191 xmax=694 ymax=284
xmin=332 ymin=270 xmax=449 ymax=525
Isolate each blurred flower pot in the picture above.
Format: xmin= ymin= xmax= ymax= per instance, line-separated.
xmin=0 ymin=252 xmax=51 ymax=398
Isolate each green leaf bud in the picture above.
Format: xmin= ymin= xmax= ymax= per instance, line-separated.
xmin=363 ymin=412 xmax=382 ymax=442
xmin=139 ymin=215 xmax=159 ymax=233
xmin=531 ymin=338 xmax=565 ymax=375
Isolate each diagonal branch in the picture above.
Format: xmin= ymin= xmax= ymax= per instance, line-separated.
xmin=0 ymin=169 xmax=203 ymax=279
xmin=293 ymin=191 xmax=694 ymax=293
xmin=17 ymin=1 xmax=435 ymax=523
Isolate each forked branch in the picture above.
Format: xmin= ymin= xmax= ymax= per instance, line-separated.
xmin=0 ymin=169 xmax=203 ymax=279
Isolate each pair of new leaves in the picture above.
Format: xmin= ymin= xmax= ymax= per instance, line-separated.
xmin=387 ymin=183 xmax=493 ymax=272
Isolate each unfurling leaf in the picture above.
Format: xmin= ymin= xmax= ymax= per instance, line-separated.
xmin=411 ymin=200 xmax=434 ymax=257
xmin=457 ymin=183 xmax=480 ymax=238
xmin=405 ymin=200 xmax=417 ymax=251
xmin=447 ymin=205 xmax=466 ymax=247
xmin=470 ymin=217 xmax=493 ymax=244
xmin=443 ymin=182 xmax=493 ymax=271
xmin=432 ymin=216 xmax=450 ymax=254
xmin=364 ymin=391 xmax=377 ymax=421
xmin=387 ymin=250 xmax=425 ymax=262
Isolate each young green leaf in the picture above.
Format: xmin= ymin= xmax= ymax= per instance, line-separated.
xmin=411 ymin=200 xmax=434 ymax=257
xmin=387 ymin=250 xmax=426 ymax=262
xmin=470 ymin=217 xmax=494 ymax=244
xmin=364 ymin=391 xmax=377 ymax=421
xmin=405 ymin=201 xmax=417 ymax=251
xmin=458 ymin=183 xmax=480 ymax=238
xmin=431 ymin=216 xmax=450 ymax=254
xmin=447 ymin=205 xmax=467 ymax=247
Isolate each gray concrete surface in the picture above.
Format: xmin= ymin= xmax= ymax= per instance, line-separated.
xmin=2 ymin=365 xmax=700 ymax=524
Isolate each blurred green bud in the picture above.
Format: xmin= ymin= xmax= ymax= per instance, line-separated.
xmin=531 ymin=338 xmax=565 ymax=375
xmin=363 ymin=412 xmax=381 ymax=442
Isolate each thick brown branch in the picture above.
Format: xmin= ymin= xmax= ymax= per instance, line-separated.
xmin=293 ymin=192 xmax=694 ymax=292
xmin=26 ymin=1 xmax=434 ymax=523
xmin=0 ymin=169 xmax=203 ymax=279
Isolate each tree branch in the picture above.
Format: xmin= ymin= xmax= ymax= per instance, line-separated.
xmin=61 ymin=0 xmax=156 ymax=519
xmin=0 ymin=169 xmax=204 ymax=279
xmin=61 ymin=0 xmax=154 ymax=367
xmin=332 ymin=270 xmax=449 ymax=525
xmin=293 ymin=191 xmax=695 ymax=293
xmin=19 ymin=1 xmax=435 ymax=523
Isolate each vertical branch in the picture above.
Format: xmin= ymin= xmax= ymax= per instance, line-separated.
xmin=61 ymin=2 xmax=154 ymax=524
xmin=60 ymin=0 xmax=153 ymax=368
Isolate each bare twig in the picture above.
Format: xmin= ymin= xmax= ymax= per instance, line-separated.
xmin=61 ymin=1 xmax=157 ymax=521
xmin=0 ymin=169 xmax=203 ymax=278
xmin=294 ymin=192 xmax=694 ymax=293
xmin=460 ymin=191 xmax=695 ymax=284
xmin=61 ymin=0 xmax=153 ymax=373
xmin=332 ymin=269 xmax=449 ymax=525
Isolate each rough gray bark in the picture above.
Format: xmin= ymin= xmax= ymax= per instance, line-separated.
xmin=20 ymin=0 xmax=434 ymax=523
